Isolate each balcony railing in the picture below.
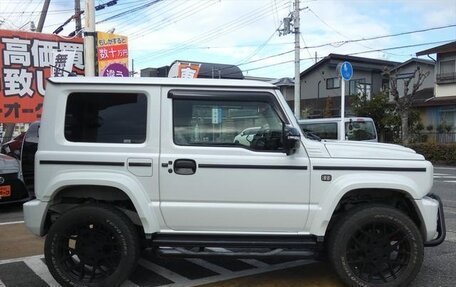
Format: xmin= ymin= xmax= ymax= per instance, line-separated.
xmin=436 ymin=72 xmax=456 ymax=84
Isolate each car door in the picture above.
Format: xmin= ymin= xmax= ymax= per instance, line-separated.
xmin=159 ymin=88 xmax=311 ymax=233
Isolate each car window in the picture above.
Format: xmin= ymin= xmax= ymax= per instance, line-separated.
xmin=300 ymin=122 xmax=338 ymax=140
xmin=65 ymin=93 xmax=147 ymax=144
xmin=345 ymin=121 xmax=376 ymax=141
xmin=173 ymin=99 xmax=284 ymax=151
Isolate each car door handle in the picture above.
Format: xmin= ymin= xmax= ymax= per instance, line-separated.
xmin=174 ymin=159 xmax=197 ymax=175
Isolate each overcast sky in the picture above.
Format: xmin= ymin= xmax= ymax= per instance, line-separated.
xmin=1 ymin=0 xmax=455 ymax=78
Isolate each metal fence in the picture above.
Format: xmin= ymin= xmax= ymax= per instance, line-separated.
xmin=419 ymin=132 xmax=456 ymax=144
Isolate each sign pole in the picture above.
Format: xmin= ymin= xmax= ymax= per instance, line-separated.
xmin=340 ymin=79 xmax=345 ymax=140
xmin=338 ymin=61 xmax=353 ymax=140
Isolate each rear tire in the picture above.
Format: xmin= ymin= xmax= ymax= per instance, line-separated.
xmin=45 ymin=205 xmax=140 ymax=287
xmin=328 ymin=205 xmax=423 ymax=287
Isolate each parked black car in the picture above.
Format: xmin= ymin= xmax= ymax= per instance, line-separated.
xmin=0 ymin=153 xmax=30 ymax=205
xmin=21 ymin=121 xmax=40 ymax=194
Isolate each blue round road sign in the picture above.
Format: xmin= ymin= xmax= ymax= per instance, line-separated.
xmin=340 ymin=61 xmax=353 ymax=81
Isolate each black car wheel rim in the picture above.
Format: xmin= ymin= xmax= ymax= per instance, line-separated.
xmin=346 ymin=221 xmax=411 ymax=283
xmin=55 ymin=221 xmax=122 ymax=283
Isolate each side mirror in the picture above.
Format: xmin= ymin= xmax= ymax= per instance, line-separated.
xmin=284 ymin=125 xmax=300 ymax=155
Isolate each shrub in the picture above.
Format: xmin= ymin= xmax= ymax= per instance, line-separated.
xmin=408 ymin=142 xmax=456 ymax=165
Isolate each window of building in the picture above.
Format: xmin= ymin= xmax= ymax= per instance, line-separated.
xmin=326 ymin=77 xmax=340 ymax=89
xmin=440 ymin=60 xmax=455 ymax=74
xmin=173 ymin=98 xmax=285 ymax=152
xmin=65 ymin=93 xmax=147 ymax=143
xmin=349 ymin=78 xmax=371 ymax=98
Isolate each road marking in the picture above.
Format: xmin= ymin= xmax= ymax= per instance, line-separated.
xmin=120 ymin=280 xmax=141 ymax=287
xmin=0 ymin=278 xmax=5 ymax=287
xmin=182 ymin=259 xmax=316 ymax=287
xmin=435 ymin=167 xmax=456 ymax=170
xmin=139 ymin=258 xmax=191 ymax=284
xmin=24 ymin=256 xmax=60 ymax=286
xmin=0 ymin=254 xmax=43 ymax=265
xmin=239 ymin=259 xmax=270 ymax=268
xmin=0 ymin=220 xmax=25 ymax=226
xmin=186 ymin=258 xmax=233 ymax=275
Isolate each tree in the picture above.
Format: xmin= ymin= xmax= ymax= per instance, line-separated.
xmin=351 ymin=92 xmax=399 ymax=142
xmin=385 ymin=67 xmax=430 ymax=145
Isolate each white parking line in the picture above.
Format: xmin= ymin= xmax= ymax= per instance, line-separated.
xmin=139 ymin=259 xmax=190 ymax=284
xmin=24 ymin=256 xmax=60 ymax=286
xmin=120 ymin=280 xmax=141 ymax=287
xmin=0 ymin=220 xmax=25 ymax=226
xmin=0 ymin=254 xmax=43 ymax=265
xmin=186 ymin=258 xmax=233 ymax=275
xmin=0 ymin=279 xmax=5 ymax=287
xmin=239 ymin=259 xmax=270 ymax=268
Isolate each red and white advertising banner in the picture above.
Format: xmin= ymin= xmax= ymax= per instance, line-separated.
xmin=177 ymin=62 xmax=201 ymax=78
xmin=0 ymin=29 xmax=84 ymax=123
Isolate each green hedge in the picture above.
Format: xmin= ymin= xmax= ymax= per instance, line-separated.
xmin=408 ymin=142 xmax=456 ymax=165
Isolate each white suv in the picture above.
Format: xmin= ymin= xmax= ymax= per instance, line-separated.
xmin=24 ymin=77 xmax=445 ymax=287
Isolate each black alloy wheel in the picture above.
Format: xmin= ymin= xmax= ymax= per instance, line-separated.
xmin=328 ymin=205 xmax=423 ymax=287
xmin=345 ymin=221 xmax=411 ymax=283
xmin=45 ymin=205 xmax=140 ymax=287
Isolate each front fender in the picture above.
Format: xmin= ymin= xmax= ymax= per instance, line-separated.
xmin=308 ymin=173 xmax=421 ymax=236
xmin=41 ymin=171 xmax=160 ymax=234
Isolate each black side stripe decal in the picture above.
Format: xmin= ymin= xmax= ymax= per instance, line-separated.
xmin=128 ymin=162 xmax=152 ymax=167
xmin=40 ymin=160 xmax=125 ymax=167
xmin=198 ymin=164 xmax=307 ymax=170
xmin=313 ymin=166 xmax=426 ymax=172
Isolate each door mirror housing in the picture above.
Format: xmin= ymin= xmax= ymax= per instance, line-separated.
xmin=283 ymin=125 xmax=301 ymax=155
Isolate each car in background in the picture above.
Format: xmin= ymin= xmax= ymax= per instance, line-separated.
xmin=298 ymin=117 xmax=378 ymax=142
xmin=233 ymin=127 xmax=260 ymax=146
xmin=0 ymin=153 xmax=30 ymax=205
xmin=20 ymin=121 xmax=40 ymax=194
xmin=1 ymin=132 xmax=25 ymax=159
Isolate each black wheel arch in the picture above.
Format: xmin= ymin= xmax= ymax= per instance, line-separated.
xmin=326 ymin=188 xmax=426 ymax=241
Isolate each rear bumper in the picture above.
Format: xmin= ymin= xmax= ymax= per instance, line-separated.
xmin=424 ymin=194 xmax=446 ymax=247
xmin=23 ymin=199 xmax=49 ymax=236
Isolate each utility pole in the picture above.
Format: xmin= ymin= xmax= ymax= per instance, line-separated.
xmin=279 ymin=1 xmax=301 ymax=119
xmin=74 ymin=0 xmax=82 ymax=34
xmin=293 ymin=0 xmax=300 ymax=119
xmin=37 ymin=0 xmax=51 ymax=32
xmin=84 ymin=0 xmax=96 ymax=76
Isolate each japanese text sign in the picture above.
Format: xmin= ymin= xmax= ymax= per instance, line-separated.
xmin=177 ymin=63 xmax=201 ymax=78
xmin=96 ymin=32 xmax=129 ymax=77
xmin=0 ymin=29 xmax=84 ymax=123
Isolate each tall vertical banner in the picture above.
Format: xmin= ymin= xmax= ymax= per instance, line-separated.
xmin=0 ymin=29 xmax=84 ymax=123
xmin=96 ymin=32 xmax=129 ymax=77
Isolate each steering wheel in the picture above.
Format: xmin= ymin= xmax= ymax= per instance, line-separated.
xmin=250 ymin=125 xmax=271 ymax=149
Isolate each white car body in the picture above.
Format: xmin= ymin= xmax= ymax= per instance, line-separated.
xmin=24 ymin=77 xmax=440 ymax=243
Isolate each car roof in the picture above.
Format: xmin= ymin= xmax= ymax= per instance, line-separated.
xmin=48 ymin=77 xmax=276 ymax=89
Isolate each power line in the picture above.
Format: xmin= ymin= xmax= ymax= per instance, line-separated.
xmin=240 ymin=39 xmax=455 ymax=74
xmin=301 ymin=24 xmax=456 ymax=50
xmin=96 ymin=0 xmax=163 ymax=24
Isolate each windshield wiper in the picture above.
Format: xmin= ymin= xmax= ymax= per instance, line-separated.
xmin=303 ymin=131 xmax=321 ymax=141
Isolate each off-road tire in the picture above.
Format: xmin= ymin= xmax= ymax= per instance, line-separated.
xmin=45 ymin=204 xmax=140 ymax=287
xmin=328 ymin=205 xmax=423 ymax=287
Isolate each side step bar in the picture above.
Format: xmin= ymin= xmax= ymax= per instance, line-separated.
xmin=156 ymin=247 xmax=316 ymax=259
xmin=150 ymin=234 xmax=321 ymax=259
xmin=151 ymin=234 xmax=319 ymax=249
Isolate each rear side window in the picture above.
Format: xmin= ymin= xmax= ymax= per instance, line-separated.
xmin=65 ymin=93 xmax=147 ymax=143
xmin=300 ymin=122 xmax=338 ymax=140
xmin=345 ymin=120 xmax=376 ymax=141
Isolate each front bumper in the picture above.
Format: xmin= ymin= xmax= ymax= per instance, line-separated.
xmin=424 ymin=194 xmax=446 ymax=247
xmin=23 ymin=199 xmax=49 ymax=236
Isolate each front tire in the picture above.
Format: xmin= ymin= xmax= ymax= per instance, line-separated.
xmin=328 ymin=206 xmax=423 ymax=287
xmin=45 ymin=205 xmax=140 ymax=287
